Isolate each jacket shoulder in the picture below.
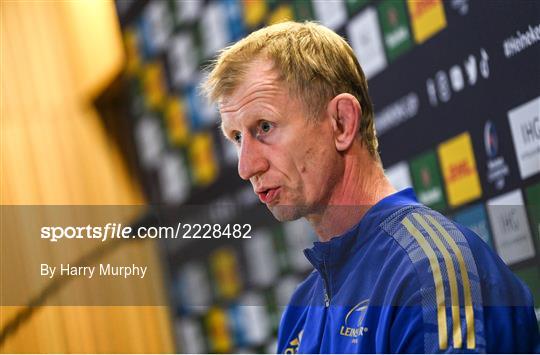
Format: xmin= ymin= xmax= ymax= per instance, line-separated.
xmin=378 ymin=205 xmax=487 ymax=352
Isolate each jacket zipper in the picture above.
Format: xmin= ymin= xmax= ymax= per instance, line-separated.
xmin=322 ymin=259 xmax=331 ymax=307
xmin=304 ymin=249 xmax=332 ymax=307
xmin=323 ymin=291 xmax=330 ymax=307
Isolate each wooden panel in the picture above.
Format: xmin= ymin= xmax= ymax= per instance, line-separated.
xmin=0 ymin=1 xmax=174 ymax=352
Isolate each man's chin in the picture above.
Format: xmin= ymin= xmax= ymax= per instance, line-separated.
xmin=268 ymin=204 xmax=307 ymax=222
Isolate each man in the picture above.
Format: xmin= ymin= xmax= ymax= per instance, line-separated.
xmin=203 ymin=21 xmax=539 ymax=353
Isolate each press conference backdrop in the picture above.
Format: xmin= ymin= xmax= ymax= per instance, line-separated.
xmin=111 ymin=0 xmax=540 ymax=353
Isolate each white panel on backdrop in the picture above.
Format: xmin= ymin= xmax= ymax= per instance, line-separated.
xmin=201 ymin=2 xmax=230 ymax=58
xmin=385 ymin=161 xmax=413 ymax=192
xmin=508 ymin=96 xmax=540 ymax=180
xmin=168 ymin=33 xmax=198 ymax=88
xmin=283 ymin=219 xmax=317 ymax=272
xmin=487 ymin=189 xmax=535 ymax=265
xmin=346 ymin=7 xmax=387 ymax=79
xmin=176 ymin=318 xmax=205 ymax=353
xmin=245 ymin=229 xmax=279 ymax=287
xmin=312 ymin=0 xmax=347 ymax=30
xmin=159 ymin=152 xmax=190 ymax=204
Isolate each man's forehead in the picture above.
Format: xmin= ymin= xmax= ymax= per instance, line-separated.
xmin=241 ymin=57 xmax=278 ymax=80
xmin=219 ymin=60 xmax=285 ymax=114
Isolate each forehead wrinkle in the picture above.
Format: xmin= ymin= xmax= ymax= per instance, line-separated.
xmin=219 ymin=81 xmax=284 ymax=114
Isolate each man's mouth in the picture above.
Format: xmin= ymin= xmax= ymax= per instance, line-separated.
xmin=257 ymin=187 xmax=281 ymax=204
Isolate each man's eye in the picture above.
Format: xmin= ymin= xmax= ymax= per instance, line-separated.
xmin=233 ymin=132 xmax=242 ymax=143
xmin=260 ymin=121 xmax=272 ymax=133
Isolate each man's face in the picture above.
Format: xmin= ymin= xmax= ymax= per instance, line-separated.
xmin=220 ymin=59 xmax=342 ymax=221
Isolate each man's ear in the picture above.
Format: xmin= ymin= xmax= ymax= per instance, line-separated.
xmin=328 ymin=93 xmax=362 ymax=152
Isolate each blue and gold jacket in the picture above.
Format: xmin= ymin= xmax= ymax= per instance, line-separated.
xmin=277 ymin=189 xmax=539 ymax=353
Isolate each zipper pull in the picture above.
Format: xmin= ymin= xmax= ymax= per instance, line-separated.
xmin=324 ymin=292 xmax=330 ymax=307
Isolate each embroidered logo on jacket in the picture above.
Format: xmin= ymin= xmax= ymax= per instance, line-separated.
xmin=339 ymin=299 xmax=370 ymax=339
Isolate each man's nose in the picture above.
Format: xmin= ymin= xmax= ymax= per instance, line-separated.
xmin=237 ymin=135 xmax=269 ymax=181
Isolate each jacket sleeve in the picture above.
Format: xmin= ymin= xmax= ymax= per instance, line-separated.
xmin=381 ymin=208 xmax=487 ymax=353
xmin=455 ymin=223 xmax=540 ymax=353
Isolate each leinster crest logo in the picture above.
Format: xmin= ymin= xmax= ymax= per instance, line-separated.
xmin=339 ymin=299 xmax=369 ymax=340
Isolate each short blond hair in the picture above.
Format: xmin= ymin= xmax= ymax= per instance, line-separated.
xmin=203 ymin=21 xmax=379 ymax=159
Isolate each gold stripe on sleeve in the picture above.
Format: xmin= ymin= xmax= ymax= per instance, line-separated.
xmin=402 ymin=217 xmax=448 ymax=350
xmin=413 ymin=213 xmax=462 ymax=349
xmin=426 ymin=214 xmax=476 ymax=350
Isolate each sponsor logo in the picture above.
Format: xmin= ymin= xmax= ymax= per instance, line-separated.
xmin=508 ymin=97 xmax=540 ymax=180
xmin=447 ymin=161 xmax=475 ymax=183
xmin=503 ymin=23 xmax=540 ymax=58
xmin=165 ymin=96 xmax=190 ymax=146
xmin=267 ymin=4 xmax=294 ymax=25
xmin=410 ymin=150 xmax=446 ymax=211
xmin=285 ymin=329 xmax=304 ymax=354
xmin=339 ymin=299 xmax=370 ymax=341
xmin=378 ymin=0 xmax=413 ymax=61
xmin=487 ymin=189 xmax=535 ymax=265
xmin=375 ymin=92 xmax=419 ymax=136
xmin=347 ymin=7 xmax=387 ymax=79
xmin=484 ymin=121 xmax=498 ymax=159
xmin=243 ymin=0 xmax=267 ymax=27
xmin=454 ymin=203 xmax=493 ymax=247
xmin=450 ymin=0 xmax=469 ymax=16
xmin=483 ymin=121 xmax=509 ymax=190
xmin=206 ymin=307 xmax=233 ymax=353
xmin=143 ymin=62 xmax=167 ymax=110
xmin=438 ymin=132 xmax=482 ymax=208
xmin=407 ymin=0 xmax=446 ymax=44
xmin=421 ymin=167 xmax=431 ymax=185
xmin=210 ymin=248 xmax=241 ymax=299
xmin=426 ymin=48 xmax=490 ymax=107
xmin=189 ymin=132 xmax=218 ymax=186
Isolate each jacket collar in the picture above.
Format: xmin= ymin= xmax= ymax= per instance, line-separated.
xmin=303 ymin=188 xmax=420 ymax=268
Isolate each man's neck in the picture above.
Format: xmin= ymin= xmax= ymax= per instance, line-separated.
xmin=307 ymin=149 xmax=396 ymax=242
